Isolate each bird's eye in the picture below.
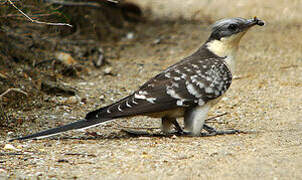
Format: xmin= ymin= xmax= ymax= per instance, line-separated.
xmin=228 ymin=24 xmax=238 ymax=31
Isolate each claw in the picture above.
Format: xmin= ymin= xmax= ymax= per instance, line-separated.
xmin=203 ymin=124 xmax=243 ymax=136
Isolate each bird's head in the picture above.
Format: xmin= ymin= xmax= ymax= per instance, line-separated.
xmin=206 ymin=17 xmax=265 ymax=57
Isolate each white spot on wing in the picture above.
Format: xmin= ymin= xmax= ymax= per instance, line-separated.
xmin=134 ymin=93 xmax=146 ymax=100
xmin=184 ymin=67 xmax=192 ymax=72
xmin=126 ymin=101 xmax=132 ymax=107
xmin=148 ymin=84 xmax=155 ymax=87
xmin=132 ymin=98 xmax=138 ymax=104
xmin=174 ymin=77 xmax=181 ymax=81
xmin=176 ymin=100 xmax=184 ymax=106
xmin=181 ymin=73 xmax=187 ymax=79
xmin=206 ymin=76 xmax=212 ymax=81
xmin=171 ymin=82 xmax=179 ymax=88
xmin=205 ymin=87 xmax=213 ymax=93
xmin=146 ymin=97 xmax=156 ymax=103
xmin=165 ymin=72 xmax=171 ymax=78
xmin=192 ymin=64 xmax=199 ymax=69
xmin=107 ymin=108 xmax=111 ymax=113
xmin=186 ymin=83 xmax=202 ymax=98
xmin=118 ymin=105 xmax=123 ymax=112
xmin=174 ymin=69 xmax=181 ymax=74
xmin=166 ymin=88 xmax=182 ymax=99
xmin=198 ymin=99 xmax=205 ymax=106
xmin=196 ymin=82 xmax=204 ymax=89
xmin=132 ymin=99 xmax=138 ymax=104
xmin=218 ymin=83 xmax=223 ymax=91
xmin=138 ymin=91 xmax=148 ymax=95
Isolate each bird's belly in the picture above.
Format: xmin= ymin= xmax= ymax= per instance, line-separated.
xmin=146 ymin=107 xmax=185 ymax=118
xmin=146 ymin=96 xmax=224 ymax=119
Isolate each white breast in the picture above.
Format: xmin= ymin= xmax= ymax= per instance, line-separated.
xmin=205 ymin=32 xmax=247 ymax=74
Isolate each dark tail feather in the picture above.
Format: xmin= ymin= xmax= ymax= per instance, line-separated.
xmin=9 ymin=117 xmax=112 ymax=141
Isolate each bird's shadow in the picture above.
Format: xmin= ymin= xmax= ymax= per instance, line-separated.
xmin=27 ymin=128 xmax=259 ymax=141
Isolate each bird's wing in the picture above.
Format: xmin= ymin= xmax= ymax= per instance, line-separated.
xmin=86 ymin=56 xmax=232 ymax=119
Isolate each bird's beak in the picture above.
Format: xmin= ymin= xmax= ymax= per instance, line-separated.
xmin=243 ymin=17 xmax=265 ymax=30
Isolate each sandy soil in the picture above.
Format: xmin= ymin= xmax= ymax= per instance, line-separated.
xmin=1 ymin=0 xmax=302 ymax=179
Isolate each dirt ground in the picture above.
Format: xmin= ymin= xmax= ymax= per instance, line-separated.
xmin=1 ymin=0 xmax=302 ymax=179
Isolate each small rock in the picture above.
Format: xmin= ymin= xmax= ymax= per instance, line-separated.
xmin=126 ymin=32 xmax=134 ymax=39
xmin=35 ymin=172 xmax=43 ymax=177
xmin=55 ymin=97 xmax=67 ymax=104
xmin=171 ymin=135 xmax=178 ymax=139
xmin=103 ymin=67 xmax=113 ymax=75
xmin=64 ymin=96 xmax=80 ymax=104
xmin=0 ymin=169 xmax=7 ymax=176
xmin=4 ymin=144 xmax=21 ymax=151
xmin=222 ymin=97 xmax=229 ymax=101
xmin=93 ymin=48 xmax=105 ymax=68
xmin=55 ymin=52 xmax=77 ymax=66
xmin=63 ymin=112 xmax=70 ymax=117
xmin=7 ymin=131 xmax=13 ymax=136
xmin=153 ymin=38 xmax=161 ymax=45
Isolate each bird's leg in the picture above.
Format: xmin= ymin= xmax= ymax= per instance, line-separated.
xmin=183 ymin=105 xmax=210 ymax=136
xmin=171 ymin=119 xmax=183 ymax=134
xmin=161 ymin=117 xmax=183 ymax=134
xmin=202 ymin=124 xmax=242 ymax=136
xmin=123 ymin=117 xmax=183 ymax=136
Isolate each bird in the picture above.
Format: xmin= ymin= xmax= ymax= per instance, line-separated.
xmin=10 ymin=17 xmax=265 ymax=141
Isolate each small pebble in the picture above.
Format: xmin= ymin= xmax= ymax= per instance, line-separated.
xmin=126 ymin=32 xmax=134 ymax=39
xmin=153 ymin=38 xmax=161 ymax=45
xmin=0 ymin=169 xmax=7 ymax=173
xmin=7 ymin=131 xmax=13 ymax=136
xmin=35 ymin=172 xmax=43 ymax=177
xmin=4 ymin=144 xmax=21 ymax=151
xmin=103 ymin=67 xmax=113 ymax=75
xmin=65 ymin=96 xmax=80 ymax=104
xmin=171 ymin=135 xmax=178 ymax=139
xmin=55 ymin=52 xmax=77 ymax=66
xmin=93 ymin=48 xmax=105 ymax=68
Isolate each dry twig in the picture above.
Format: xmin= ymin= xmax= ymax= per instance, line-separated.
xmin=6 ymin=0 xmax=73 ymax=27
xmin=43 ymin=0 xmax=119 ymax=8
xmin=64 ymin=153 xmax=97 ymax=157
xmin=0 ymin=88 xmax=28 ymax=100
xmin=44 ymin=0 xmax=102 ymax=8
xmin=205 ymin=112 xmax=228 ymax=123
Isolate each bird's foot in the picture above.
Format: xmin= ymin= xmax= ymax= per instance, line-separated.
xmin=202 ymin=124 xmax=243 ymax=136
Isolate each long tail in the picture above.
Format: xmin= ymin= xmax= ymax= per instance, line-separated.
xmin=9 ymin=117 xmax=112 ymax=141
xmin=9 ymin=91 xmax=158 ymax=141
